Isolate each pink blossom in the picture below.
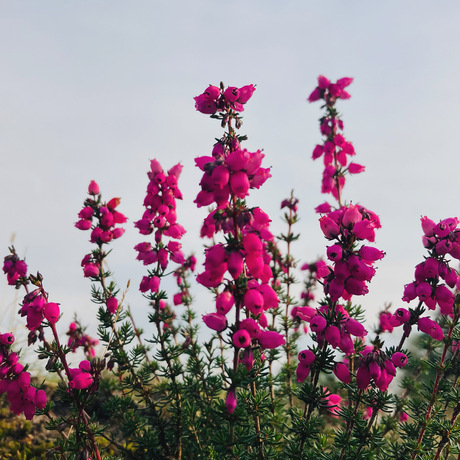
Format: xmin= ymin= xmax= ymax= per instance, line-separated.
xmin=226 ymin=389 xmax=237 ymax=414
xmin=202 ymin=313 xmax=228 ymax=332
xmin=315 ymin=202 xmax=332 ymax=214
xmin=296 ymin=363 xmax=310 ymax=382
xmin=216 ymin=291 xmax=235 ymax=315
xmin=258 ymin=330 xmax=285 ymax=349
xmin=106 ymin=297 xmax=118 ymax=314
xmin=310 ymin=315 xmax=327 ymax=333
xmin=88 ymin=180 xmax=100 ymax=195
xmin=233 ymin=329 xmax=252 ymax=348
xmin=345 ymin=318 xmax=367 ymax=337
xmin=298 ymin=349 xmax=316 ymax=366
xmin=325 ymin=325 xmax=340 ymax=348
xmin=348 ymin=163 xmax=365 ymax=174
xmin=333 ymin=362 xmax=351 ymax=384
xmin=240 ymin=318 xmax=260 ymax=338
xmin=44 ymin=302 xmax=60 ymax=324
xmin=0 ymin=333 xmax=14 ymax=346
xmin=391 ymin=352 xmax=408 ymax=367
xmin=356 ymin=365 xmax=371 ymax=390
xmin=320 ymin=216 xmax=340 ymax=239
xmin=417 ymin=317 xmax=444 ymax=341
xmin=238 ymin=84 xmax=256 ymax=104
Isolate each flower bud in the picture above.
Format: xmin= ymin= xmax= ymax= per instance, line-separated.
xmin=88 ymin=180 xmax=100 ymax=195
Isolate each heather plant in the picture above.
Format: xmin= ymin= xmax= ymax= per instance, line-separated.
xmin=1 ymin=76 xmax=460 ymax=459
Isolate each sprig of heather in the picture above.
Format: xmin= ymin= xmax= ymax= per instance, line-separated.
xmin=388 ymin=216 xmax=460 ymax=458
xmin=3 ymin=248 xmax=103 ymax=459
xmin=76 ymin=179 xmax=127 ymax=314
xmin=194 ymin=82 xmax=283 ymax=384
xmin=308 ymin=75 xmax=363 ymax=207
xmin=292 ymin=77 xmax=388 ymax=456
xmin=0 ymin=332 xmax=46 ymax=420
xmin=194 ymin=82 xmax=283 ymax=458
xmin=133 ymin=159 xmax=188 ymax=459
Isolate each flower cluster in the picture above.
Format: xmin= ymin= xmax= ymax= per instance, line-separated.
xmin=20 ymin=290 xmax=60 ymax=331
xmin=354 ymin=348 xmax=407 ymax=392
xmin=2 ymin=250 xmax=27 ymax=286
xmin=194 ymin=83 xmax=256 ymax=115
xmin=194 ymin=149 xmax=271 ymax=209
xmin=194 ymin=83 xmax=285 ymax=412
xmin=402 ymin=216 xmax=460 ymax=315
xmin=134 ymin=159 xmax=186 ymax=295
xmin=68 ymin=360 xmax=94 ymax=390
xmin=308 ymin=75 xmax=353 ymax=103
xmin=75 ymin=180 xmax=127 ymax=243
xmin=0 ymin=332 xmax=46 ymax=420
xmin=308 ymin=75 xmax=364 ymax=205
xmin=76 ymin=180 xmax=127 ymax=291
xmin=319 ymin=204 xmax=384 ymax=302
xmin=67 ymin=321 xmax=99 ymax=358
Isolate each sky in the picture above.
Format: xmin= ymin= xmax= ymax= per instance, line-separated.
xmin=1 ymin=1 xmax=460 ymax=351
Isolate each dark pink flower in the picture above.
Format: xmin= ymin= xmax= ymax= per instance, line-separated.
xmin=106 ymin=297 xmax=118 ymax=314
xmin=258 ymin=330 xmax=285 ymax=349
xmin=44 ymin=302 xmax=60 ymax=324
xmin=88 ymin=180 xmax=100 ymax=195
xmin=233 ymin=329 xmax=251 ymax=348
xmin=226 ymin=389 xmax=237 ymax=414
xmin=298 ymin=349 xmax=316 ymax=366
xmin=203 ymin=313 xmax=227 ymax=332
xmin=333 ymin=362 xmax=351 ymax=384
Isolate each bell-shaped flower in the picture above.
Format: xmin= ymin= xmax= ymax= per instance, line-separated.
xmin=298 ymin=349 xmax=316 ymax=366
xmin=258 ymin=330 xmax=285 ymax=349
xmin=202 ymin=313 xmax=228 ymax=332
xmin=391 ymin=352 xmax=408 ymax=367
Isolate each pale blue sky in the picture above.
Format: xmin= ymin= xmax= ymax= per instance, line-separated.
xmin=1 ymin=1 xmax=460 ymax=346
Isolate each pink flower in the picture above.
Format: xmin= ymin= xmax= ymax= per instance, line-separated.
xmin=258 ymin=330 xmax=285 ymax=349
xmin=44 ymin=302 xmax=60 ymax=324
xmin=325 ymin=325 xmax=341 ymax=348
xmin=333 ymin=362 xmax=351 ymax=384
xmin=69 ymin=372 xmax=93 ymax=390
xmin=345 ymin=318 xmax=367 ymax=337
xmin=233 ymin=329 xmax=251 ymax=348
xmin=298 ymin=349 xmax=316 ymax=366
xmin=216 ymin=291 xmax=235 ymax=315
xmin=202 ymin=313 xmax=228 ymax=332
xmin=418 ymin=317 xmax=444 ymax=341
xmin=310 ymin=315 xmax=327 ymax=333
xmin=296 ymin=363 xmax=310 ymax=382
xmin=238 ymin=84 xmax=256 ymax=104
xmin=319 ymin=216 xmax=340 ymax=239
xmin=106 ymin=297 xmax=118 ymax=314
xmin=348 ymin=163 xmax=365 ymax=174
xmin=400 ymin=412 xmax=409 ymax=422
xmin=88 ymin=180 xmax=100 ymax=195
xmin=356 ymin=365 xmax=371 ymax=390
xmin=226 ymin=389 xmax=237 ymax=414
xmin=391 ymin=352 xmax=408 ymax=367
